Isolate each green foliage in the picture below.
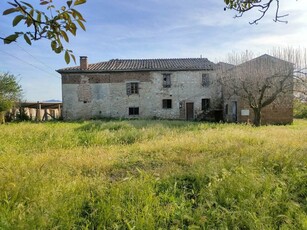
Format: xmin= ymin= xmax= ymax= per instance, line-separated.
xmin=0 ymin=73 xmax=22 ymax=113
xmin=294 ymin=99 xmax=307 ymax=119
xmin=2 ymin=0 xmax=86 ymax=64
xmin=224 ymin=0 xmax=253 ymax=10
xmin=0 ymin=120 xmax=307 ymax=229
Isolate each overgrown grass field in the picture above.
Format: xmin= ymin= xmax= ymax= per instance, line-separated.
xmin=0 ymin=120 xmax=306 ymax=229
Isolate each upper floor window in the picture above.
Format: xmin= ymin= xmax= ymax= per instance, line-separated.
xmin=162 ymin=99 xmax=172 ymax=109
xmin=202 ymin=74 xmax=210 ymax=87
xmin=126 ymin=82 xmax=139 ymax=95
xmin=163 ymin=74 xmax=171 ymax=88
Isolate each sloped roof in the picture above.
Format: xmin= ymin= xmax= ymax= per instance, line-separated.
xmin=236 ymin=54 xmax=293 ymax=68
xmin=216 ymin=62 xmax=235 ymax=71
xmin=57 ymin=58 xmax=216 ymax=73
xmin=221 ymin=54 xmax=293 ymax=73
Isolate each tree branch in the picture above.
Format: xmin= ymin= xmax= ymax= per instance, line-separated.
xmin=261 ymin=72 xmax=291 ymax=108
xmin=226 ymin=0 xmax=289 ymax=24
xmin=13 ymin=0 xmax=40 ymax=40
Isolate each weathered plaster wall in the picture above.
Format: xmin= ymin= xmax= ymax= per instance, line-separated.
xmin=61 ymin=70 xmax=220 ymax=120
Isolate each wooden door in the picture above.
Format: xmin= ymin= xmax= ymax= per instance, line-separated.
xmin=186 ymin=102 xmax=194 ymax=121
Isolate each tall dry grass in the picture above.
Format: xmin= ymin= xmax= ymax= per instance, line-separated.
xmin=0 ymin=120 xmax=306 ymax=229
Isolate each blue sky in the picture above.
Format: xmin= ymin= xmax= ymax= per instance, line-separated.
xmin=0 ymin=0 xmax=306 ymax=101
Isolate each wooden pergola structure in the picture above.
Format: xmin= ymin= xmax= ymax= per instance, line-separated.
xmin=15 ymin=101 xmax=62 ymax=121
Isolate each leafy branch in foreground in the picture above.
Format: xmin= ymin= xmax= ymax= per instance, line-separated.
xmin=224 ymin=0 xmax=289 ymax=24
xmin=2 ymin=0 xmax=87 ymax=64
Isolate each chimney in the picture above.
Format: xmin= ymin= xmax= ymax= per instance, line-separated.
xmin=80 ymin=56 xmax=88 ymax=70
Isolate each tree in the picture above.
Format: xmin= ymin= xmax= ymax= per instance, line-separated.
xmin=0 ymin=73 xmax=22 ymax=124
xmin=224 ymin=0 xmax=289 ymax=24
xmin=1 ymin=0 xmax=86 ymax=64
xmin=219 ymin=50 xmax=305 ymax=126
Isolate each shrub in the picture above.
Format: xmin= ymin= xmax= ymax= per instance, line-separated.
xmin=294 ymin=99 xmax=307 ymax=119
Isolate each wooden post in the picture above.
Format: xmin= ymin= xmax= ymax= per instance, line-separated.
xmin=36 ymin=101 xmax=42 ymax=121
xmin=12 ymin=106 xmax=17 ymax=120
xmin=29 ymin=108 xmax=33 ymax=121
xmin=43 ymin=109 xmax=48 ymax=121
xmin=58 ymin=103 xmax=61 ymax=118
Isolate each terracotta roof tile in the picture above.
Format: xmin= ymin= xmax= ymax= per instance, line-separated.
xmin=57 ymin=58 xmax=216 ymax=73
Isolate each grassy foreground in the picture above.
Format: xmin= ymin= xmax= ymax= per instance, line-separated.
xmin=0 ymin=120 xmax=306 ymax=229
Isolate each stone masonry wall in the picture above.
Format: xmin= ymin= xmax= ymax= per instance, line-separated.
xmin=61 ymin=70 xmax=219 ymax=120
xmin=223 ymin=94 xmax=293 ymax=125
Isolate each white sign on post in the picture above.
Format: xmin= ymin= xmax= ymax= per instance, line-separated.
xmin=241 ymin=109 xmax=250 ymax=116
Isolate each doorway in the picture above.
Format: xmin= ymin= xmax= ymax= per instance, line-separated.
xmin=231 ymin=101 xmax=237 ymax=122
xmin=186 ymin=102 xmax=194 ymax=121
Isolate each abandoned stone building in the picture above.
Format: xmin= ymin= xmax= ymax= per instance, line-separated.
xmin=222 ymin=54 xmax=293 ymax=125
xmin=57 ymin=57 xmax=222 ymax=121
xmin=57 ymin=55 xmax=293 ymax=124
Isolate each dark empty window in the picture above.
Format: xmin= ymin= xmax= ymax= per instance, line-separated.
xmin=162 ymin=99 xmax=172 ymax=109
xmin=225 ymin=104 xmax=228 ymax=115
xmin=202 ymin=99 xmax=210 ymax=111
xmin=163 ymin=74 xmax=171 ymax=88
xmin=202 ymin=74 xmax=210 ymax=87
xmin=126 ymin=82 xmax=139 ymax=95
xmin=129 ymin=107 xmax=139 ymax=115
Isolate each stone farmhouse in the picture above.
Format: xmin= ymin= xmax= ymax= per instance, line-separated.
xmin=57 ymin=55 xmax=293 ymax=124
xmin=57 ymin=57 xmax=222 ymax=121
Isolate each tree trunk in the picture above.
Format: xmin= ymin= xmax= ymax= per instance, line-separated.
xmin=253 ymin=108 xmax=261 ymax=127
xmin=0 ymin=112 xmax=5 ymax=124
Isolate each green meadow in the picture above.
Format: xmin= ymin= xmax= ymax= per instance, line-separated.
xmin=0 ymin=120 xmax=306 ymax=229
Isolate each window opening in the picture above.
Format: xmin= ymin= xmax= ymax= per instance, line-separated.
xmin=202 ymin=74 xmax=210 ymax=87
xmin=162 ymin=99 xmax=172 ymax=109
xmin=127 ymin=82 xmax=139 ymax=95
xmin=163 ymin=74 xmax=171 ymax=88
xmin=129 ymin=107 xmax=139 ymax=115
xmin=202 ymin=98 xmax=210 ymax=111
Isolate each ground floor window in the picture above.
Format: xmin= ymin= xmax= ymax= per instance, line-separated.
xmin=162 ymin=99 xmax=172 ymax=109
xmin=129 ymin=107 xmax=139 ymax=115
xmin=202 ymin=98 xmax=210 ymax=111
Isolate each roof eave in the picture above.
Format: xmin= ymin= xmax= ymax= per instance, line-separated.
xmin=56 ymin=67 xmax=215 ymax=74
